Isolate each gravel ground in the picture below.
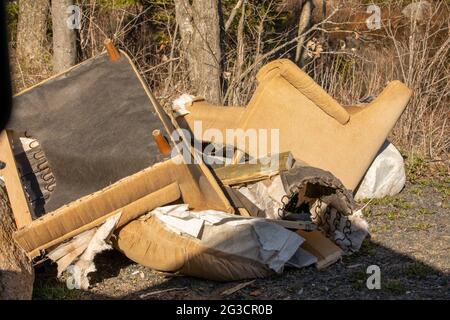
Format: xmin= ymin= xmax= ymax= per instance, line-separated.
xmin=32 ymin=171 xmax=449 ymax=300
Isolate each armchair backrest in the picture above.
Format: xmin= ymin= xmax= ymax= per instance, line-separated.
xmin=255 ymin=59 xmax=350 ymax=125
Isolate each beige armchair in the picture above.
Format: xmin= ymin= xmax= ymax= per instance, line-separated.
xmin=181 ymin=59 xmax=412 ymax=191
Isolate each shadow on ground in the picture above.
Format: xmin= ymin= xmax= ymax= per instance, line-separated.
xmin=32 ymin=180 xmax=450 ymax=300
xmin=32 ymin=237 xmax=449 ymax=300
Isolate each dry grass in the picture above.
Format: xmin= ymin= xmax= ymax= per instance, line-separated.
xmin=8 ymin=0 xmax=449 ymax=159
xmin=311 ymin=0 xmax=449 ymax=158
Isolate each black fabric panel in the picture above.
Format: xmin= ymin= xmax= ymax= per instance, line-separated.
xmin=7 ymin=54 xmax=169 ymax=212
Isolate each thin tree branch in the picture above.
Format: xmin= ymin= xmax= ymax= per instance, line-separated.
xmin=224 ymin=7 xmax=340 ymax=102
xmin=225 ymin=0 xmax=244 ymax=31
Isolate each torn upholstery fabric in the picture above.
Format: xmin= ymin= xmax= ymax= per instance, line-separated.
xmin=48 ymin=213 xmax=121 ymax=290
xmin=280 ymin=166 xmax=369 ymax=253
xmin=280 ymin=166 xmax=356 ymax=216
xmin=114 ymin=205 xmax=314 ymax=281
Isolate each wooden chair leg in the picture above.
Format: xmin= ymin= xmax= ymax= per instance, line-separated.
xmin=0 ymin=130 xmax=32 ymax=229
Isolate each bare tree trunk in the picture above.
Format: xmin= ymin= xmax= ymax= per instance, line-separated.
xmin=17 ymin=0 xmax=50 ymax=68
xmin=0 ymin=186 xmax=34 ymax=300
xmin=174 ymin=0 xmax=223 ymax=104
xmin=52 ymin=0 xmax=77 ymax=73
xmin=295 ymin=0 xmax=313 ymax=66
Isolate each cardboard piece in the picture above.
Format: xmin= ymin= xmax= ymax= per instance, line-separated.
xmin=237 ymin=175 xmax=287 ymax=220
xmin=223 ymin=186 xmax=265 ymax=217
xmin=179 ymin=59 xmax=412 ymax=191
xmin=213 ymin=152 xmax=294 ymax=185
xmin=297 ymin=230 xmax=343 ymax=269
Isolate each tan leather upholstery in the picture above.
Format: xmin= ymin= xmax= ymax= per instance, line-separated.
xmin=182 ymin=59 xmax=412 ymax=191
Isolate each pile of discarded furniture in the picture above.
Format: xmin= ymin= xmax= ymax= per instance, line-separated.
xmin=0 ymin=40 xmax=411 ymax=287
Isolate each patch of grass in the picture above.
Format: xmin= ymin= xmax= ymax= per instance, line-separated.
xmin=405 ymin=154 xmax=426 ymax=182
xmin=98 ymin=0 xmax=140 ymax=9
xmin=418 ymin=208 xmax=435 ymax=215
xmin=369 ymin=197 xmax=395 ymax=206
xmin=362 ymin=207 xmax=373 ymax=218
xmin=6 ymin=1 xmax=19 ymax=41
xmin=33 ymin=278 xmax=82 ymax=300
xmin=417 ymin=178 xmax=433 ymax=187
xmin=370 ymin=224 xmax=392 ymax=234
xmin=387 ymin=211 xmax=403 ymax=221
xmin=350 ymin=271 xmax=367 ymax=290
xmin=442 ymin=200 xmax=449 ymax=209
xmin=343 ymin=240 xmax=376 ymax=264
xmin=404 ymin=263 xmax=433 ymax=280
xmin=416 ymin=178 xmax=450 ymax=197
xmin=393 ymin=199 xmax=414 ymax=210
xmin=435 ymin=182 xmax=450 ymax=198
xmin=359 ymin=239 xmax=377 ymax=256
xmin=438 ymin=165 xmax=449 ymax=179
xmin=383 ymin=279 xmax=406 ymax=295
xmin=370 ymin=196 xmax=413 ymax=210
xmin=410 ymin=187 xmax=423 ymax=196
xmin=411 ymin=222 xmax=432 ymax=231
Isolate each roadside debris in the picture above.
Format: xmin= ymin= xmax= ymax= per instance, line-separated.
xmin=297 ymin=230 xmax=342 ymax=270
xmin=279 ymin=166 xmax=369 ymax=253
xmin=214 ymin=152 xmax=294 ymax=186
xmin=115 ymin=204 xmax=314 ymax=281
xmin=49 ymin=213 xmax=121 ymax=290
xmin=0 ymin=39 xmax=411 ymax=292
xmin=177 ymin=58 xmax=412 ymax=191
xmin=172 ymin=94 xmax=196 ymax=117
xmin=236 ymin=176 xmax=287 ymax=219
xmin=355 ymin=140 xmax=406 ymax=200
xmin=47 ymin=229 xmax=97 ymax=277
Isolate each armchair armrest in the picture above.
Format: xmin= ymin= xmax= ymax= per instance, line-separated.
xmin=183 ymin=101 xmax=247 ymax=141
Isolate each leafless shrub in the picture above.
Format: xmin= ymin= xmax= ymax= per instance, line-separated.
xmin=8 ymin=0 xmax=449 ymax=159
xmin=308 ymin=0 xmax=449 ymax=158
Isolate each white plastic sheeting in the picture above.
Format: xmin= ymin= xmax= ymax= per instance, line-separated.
xmin=355 ymin=141 xmax=406 ymax=200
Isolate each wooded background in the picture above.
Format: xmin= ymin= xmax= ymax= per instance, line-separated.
xmin=5 ymin=0 xmax=450 ymax=159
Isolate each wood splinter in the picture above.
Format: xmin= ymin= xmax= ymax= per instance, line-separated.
xmin=104 ymin=38 xmax=121 ymax=62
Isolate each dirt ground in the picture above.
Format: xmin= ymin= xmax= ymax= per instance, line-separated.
xmin=31 ymin=167 xmax=449 ymax=300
